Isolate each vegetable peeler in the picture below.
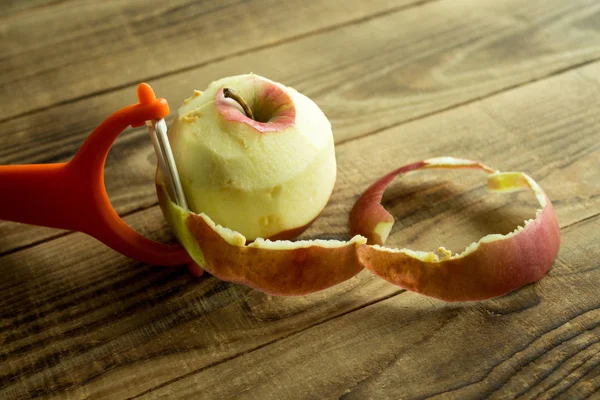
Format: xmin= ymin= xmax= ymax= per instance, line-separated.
xmin=0 ymin=84 xmax=193 ymax=266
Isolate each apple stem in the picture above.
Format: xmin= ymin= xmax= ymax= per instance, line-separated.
xmin=223 ymin=88 xmax=254 ymax=120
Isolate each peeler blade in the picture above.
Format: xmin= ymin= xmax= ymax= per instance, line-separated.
xmin=147 ymin=119 xmax=188 ymax=210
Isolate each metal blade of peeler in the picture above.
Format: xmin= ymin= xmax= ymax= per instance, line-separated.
xmin=147 ymin=119 xmax=188 ymax=210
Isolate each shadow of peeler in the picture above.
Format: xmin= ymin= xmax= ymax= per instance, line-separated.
xmin=0 ymin=84 xmax=193 ymax=267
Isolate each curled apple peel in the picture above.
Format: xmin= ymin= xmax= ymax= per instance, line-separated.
xmin=349 ymin=157 xmax=561 ymax=301
xmin=156 ymin=77 xmax=559 ymax=300
xmin=157 ymin=177 xmax=366 ymax=296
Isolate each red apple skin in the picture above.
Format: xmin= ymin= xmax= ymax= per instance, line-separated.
xmin=357 ymin=195 xmax=560 ymax=301
xmin=349 ymin=157 xmax=560 ymax=302
xmin=157 ymin=181 xmax=363 ymax=295
xmin=349 ymin=160 xmax=497 ymax=245
xmin=184 ymin=212 xmax=364 ymax=296
xmin=215 ymin=84 xmax=295 ymax=132
xmin=349 ymin=161 xmax=427 ymax=245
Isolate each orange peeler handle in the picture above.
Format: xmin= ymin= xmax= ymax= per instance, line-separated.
xmin=0 ymin=84 xmax=192 ymax=266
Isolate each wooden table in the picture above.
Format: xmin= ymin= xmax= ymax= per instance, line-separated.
xmin=2 ymin=1 xmax=599 ymax=398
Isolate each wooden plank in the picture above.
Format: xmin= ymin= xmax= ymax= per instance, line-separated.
xmin=2 ymin=0 xmax=600 ymax=254
xmin=1 ymin=60 xmax=599 ymax=399
xmin=0 ymin=0 xmax=422 ymax=121
xmin=142 ymin=216 xmax=600 ymax=400
xmin=0 ymin=208 xmax=402 ymax=400
xmin=4 ymin=0 xmax=600 ymax=163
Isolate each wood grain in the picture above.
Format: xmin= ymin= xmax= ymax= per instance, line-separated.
xmin=1 ymin=59 xmax=599 ymax=399
xmin=4 ymin=0 xmax=600 ymax=164
xmin=142 ymin=216 xmax=600 ymax=400
xmin=2 ymin=0 xmax=600 ymax=254
xmin=0 ymin=0 xmax=423 ymax=121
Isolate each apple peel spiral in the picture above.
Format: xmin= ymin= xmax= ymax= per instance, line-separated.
xmin=155 ymin=75 xmax=560 ymax=300
xmin=349 ymin=157 xmax=561 ymax=302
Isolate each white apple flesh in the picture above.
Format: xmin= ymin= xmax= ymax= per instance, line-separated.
xmin=167 ymin=74 xmax=336 ymax=240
